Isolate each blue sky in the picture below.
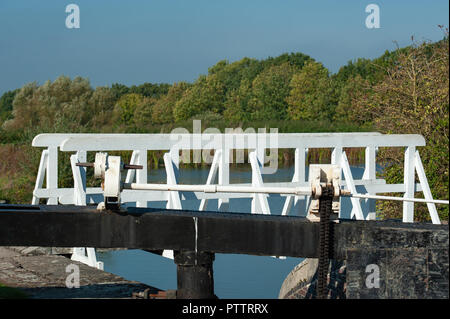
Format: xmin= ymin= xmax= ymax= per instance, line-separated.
xmin=0 ymin=0 xmax=448 ymax=94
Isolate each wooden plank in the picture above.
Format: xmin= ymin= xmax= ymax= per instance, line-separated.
xmin=0 ymin=206 xmax=319 ymax=258
xmin=0 ymin=205 xmax=446 ymax=259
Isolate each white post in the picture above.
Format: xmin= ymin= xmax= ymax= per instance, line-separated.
xmin=77 ymin=150 xmax=87 ymax=205
xmin=218 ymin=147 xmax=230 ymax=212
xmin=331 ymin=147 xmax=343 ymax=166
xmin=403 ymin=146 xmax=415 ymax=223
xmin=304 ymin=148 xmax=309 ymax=215
xmin=164 ymin=150 xmax=182 ymax=210
xmin=136 ymin=150 xmax=148 ymax=208
xmin=162 ymin=149 xmax=180 ymax=259
xmin=70 ymin=152 xmax=102 ymax=270
xmin=125 ymin=150 xmax=138 ymax=184
xmin=363 ymin=146 xmax=377 ymax=220
xmin=70 ymin=154 xmax=86 ymax=206
xmin=282 ymin=147 xmax=306 ymax=216
xmin=46 ymin=146 xmax=58 ymax=205
xmin=332 ymin=147 xmax=343 ymax=218
xmin=249 ymin=152 xmax=271 ymax=215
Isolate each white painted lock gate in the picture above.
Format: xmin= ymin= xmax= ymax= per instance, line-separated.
xmin=31 ymin=132 xmax=445 ymax=268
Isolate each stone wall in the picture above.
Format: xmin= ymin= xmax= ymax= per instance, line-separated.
xmin=279 ymin=258 xmax=346 ymax=299
xmin=280 ymin=220 xmax=449 ymax=299
xmin=0 ymin=247 xmax=159 ymax=298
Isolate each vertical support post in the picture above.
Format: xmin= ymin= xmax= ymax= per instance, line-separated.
xmin=282 ymin=147 xmax=306 ymax=216
xmin=162 ymin=149 xmax=180 ymax=259
xmin=218 ymin=147 xmax=229 ymax=212
xmin=403 ymin=146 xmax=415 ymax=223
xmin=249 ymin=152 xmax=270 ymax=215
xmin=136 ymin=150 xmax=148 ymax=208
xmin=125 ymin=150 xmax=138 ymax=184
xmin=77 ymin=150 xmax=87 ymax=205
xmin=331 ymin=147 xmax=342 ymax=166
xmin=164 ymin=150 xmax=182 ymax=210
xmin=70 ymin=152 xmax=102 ymax=269
xmin=363 ymin=146 xmax=377 ymax=220
xmin=304 ymin=148 xmax=310 ymax=214
xmin=174 ymin=251 xmax=215 ymax=299
xmin=46 ymin=147 xmax=58 ymax=205
xmin=70 ymin=154 xmax=86 ymax=206
xmin=331 ymin=147 xmax=343 ymax=219
xmin=298 ymin=148 xmax=307 ymax=188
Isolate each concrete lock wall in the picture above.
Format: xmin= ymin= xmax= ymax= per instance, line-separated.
xmin=279 ymin=220 xmax=449 ymax=299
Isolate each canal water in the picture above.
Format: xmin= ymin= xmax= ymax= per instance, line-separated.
xmin=96 ymin=165 xmax=366 ymax=299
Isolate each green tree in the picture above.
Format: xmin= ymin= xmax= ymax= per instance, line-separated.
xmin=129 ymin=82 xmax=171 ymax=98
xmin=173 ymin=75 xmax=225 ymax=121
xmin=333 ymin=75 xmax=370 ymax=124
xmin=208 ymin=57 xmax=262 ymax=94
xmin=246 ymin=62 xmax=298 ymax=120
xmin=112 ymin=93 xmax=144 ymax=124
xmin=152 ymin=82 xmax=190 ymax=124
xmin=223 ymin=79 xmax=252 ymax=123
xmin=0 ymin=89 xmax=19 ymax=124
xmin=263 ymin=52 xmax=312 ymax=70
xmin=2 ymin=76 xmax=93 ymax=133
xmin=287 ymin=61 xmax=333 ymax=120
xmin=352 ymin=35 xmax=449 ymax=221
xmin=88 ymin=86 xmax=117 ymax=129
xmin=110 ymin=83 xmax=129 ymax=99
xmin=133 ymin=97 xmax=157 ymax=129
xmin=2 ymin=82 xmax=40 ymax=132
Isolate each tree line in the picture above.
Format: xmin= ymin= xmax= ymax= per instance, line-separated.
xmin=0 ymin=50 xmax=400 ymax=137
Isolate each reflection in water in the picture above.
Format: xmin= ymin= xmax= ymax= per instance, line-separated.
xmin=98 ymin=165 xmax=367 ymax=298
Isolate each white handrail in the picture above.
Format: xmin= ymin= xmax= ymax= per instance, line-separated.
xmin=31 ymin=132 xmax=439 ymax=223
